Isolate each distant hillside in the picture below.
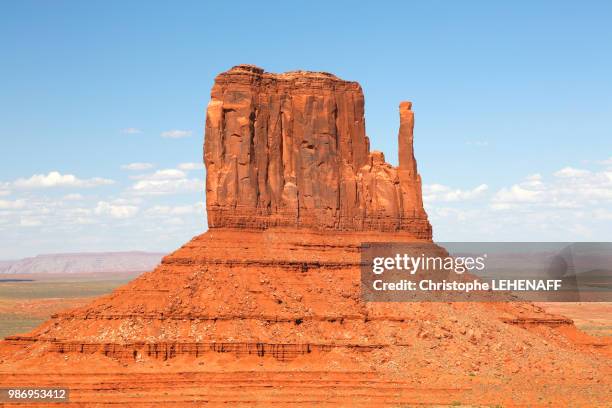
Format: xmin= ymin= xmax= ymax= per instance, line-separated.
xmin=0 ymin=252 xmax=165 ymax=274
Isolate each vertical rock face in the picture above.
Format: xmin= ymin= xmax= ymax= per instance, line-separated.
xmin=205 ymin=64 xmax=431 ymax=238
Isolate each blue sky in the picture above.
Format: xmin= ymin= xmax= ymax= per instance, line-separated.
xmin=1 ymin=1 xmax=611 ymax=259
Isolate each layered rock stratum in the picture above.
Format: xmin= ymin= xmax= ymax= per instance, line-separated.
xmin=0 ymin=65 xmax=610 ymax=407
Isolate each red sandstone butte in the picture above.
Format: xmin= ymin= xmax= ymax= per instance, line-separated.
xmin=0 ymin=65 xmax=609 ymax=407
xmin=205 ymin=64 xmax=430 ymax=237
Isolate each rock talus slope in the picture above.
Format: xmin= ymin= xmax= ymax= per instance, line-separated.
xmin=0 ymin=65 xmax=610 ymax=407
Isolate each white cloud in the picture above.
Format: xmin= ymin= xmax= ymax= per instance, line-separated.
xmin=121 ymin=127 xmax=142 ymax=134
xmin=0 ymin=181 xmax=11 ymax=196
xmin=553 ymin=167 xmax=590 ymax=178
xmin=421 ymin=161 xmax=612 ymax=241
xmin=526 ymin=174 xmax=542 ymax=181
xmin=522 ymin=173 xmax=543 ymax=188
xmin=161 ymin=129 xmax=192 ymax=139
xmin=164 ymin=217 xmax=184 ymax=226
xmin=593 ymin=208 xmax=612 ymax=220
xmin=491 ymin=167 xmax=612 ymax=212
xmin=423 ymin=183 xmax=488 ymax=203
xmin=110 ymin=197 xmax=143 ymax=205
xmin=20 ymin=217 xmax=42 ymax=227
xmin=131 ymin=178 xmax=201 ymax=195
xmin=127 ymin=167 xmax=201 ymax=195
xmin=426 ymin=206 xmax=475 ymax=222
xmin=0 ymin=184 xmax=205 ymax=258
xmin=94 ymin=201 xmax=139 ymax=219
xmin=121 ymin=162 xmax=154 ymax=171
xmin=145 ymin=204 xmax=200 ymax=216
xmin=74 ymin=217 xmax=96 ymax=225
xmin=492 ymin=184 xmax=542 ymax=205
xmin=0 ymin=199 xmax=26 ymax=210
xmin=178 ymin=162 xmax=204 ymax=171
xmin=12 ymin=171 xmax=114 ymax=189
xmin=132 ymin=169 xmax=187 ymax=180
xmin=597 ymin=157 xmax=612 ymax=166
xmin=63 ymin=193 xmax=84 ymax=201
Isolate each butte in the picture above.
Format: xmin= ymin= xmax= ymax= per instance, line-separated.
xmin=0 ymin=65 xmax=609 ymax=407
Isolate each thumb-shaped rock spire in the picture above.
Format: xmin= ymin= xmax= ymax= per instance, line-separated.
xmin=398 ymin=101 xmax=415 ymax=174
xmin=398 ymin=101 xmax=426 ymax=217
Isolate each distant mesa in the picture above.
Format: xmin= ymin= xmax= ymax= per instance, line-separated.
xmin=0 ymin=252 xmax=164 ymax=274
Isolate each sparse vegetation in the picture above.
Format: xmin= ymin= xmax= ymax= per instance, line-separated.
xmin=0 ymin=274 xmax=133 ymax=338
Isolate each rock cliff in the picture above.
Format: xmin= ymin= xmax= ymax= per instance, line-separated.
xmin=205 ymin=65 xmax=431 ymax=238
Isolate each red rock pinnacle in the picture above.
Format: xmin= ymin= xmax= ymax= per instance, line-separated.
xmin=398 ymin=101 xmax=425 ymax=215
xmin=205 ymin=65 xmax=431 ymax=238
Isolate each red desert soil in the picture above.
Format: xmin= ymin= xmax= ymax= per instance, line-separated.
xmin=0 ymin=65 xmax=610 ymax=407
